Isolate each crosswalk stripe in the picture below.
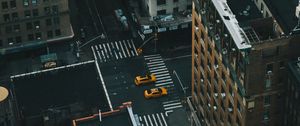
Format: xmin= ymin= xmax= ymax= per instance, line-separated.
xmin=148 ymin=63 xmax=165 ymax=68
xmin=150 ymin=68 xmax=168 ymax=73
xmin=107 ymin=43 xmax=113 ymax=58
xmin=145 ymin=56 xmax=162 ymax=60
xmin=161 ymin=113 xmax=168 ymax=126
xmin=163 ymin=102 xmax=181 ymax=107
xmin=152 ymin=70 xmax=168 ymax=75
xmin=163 ymin=99 xmax=181 ymax=104
xmin=98 ymin=44 xmax=102 ymax=50
xmin=156 ymin=78 xmax=172 ymax=83
xmin=155 ymin=73 xmax=170 ymax=78
xmin=119 ymin=52 xmax=123 ymax=59
xmin=143 ymin=115 xmax=149 ymax=126
xmin=164 ymin=105 xmax=183 ymax=110
xmin=156 ymin=113 xmax=163 ymax=126
xmin=147 ymin=115 xmax=153 ymax=126
xmin=97 ymin=51 xmax=102 ymax=62
xmin=147 ymin=60 xmax=164 ymax=65
xmin=152 ymin=114 xmax=158 ymax=126
xmin=95 ymin=45 xmax=98 ymax=50
xmin=123 ymin=41 xmax=131 ymax=57
xmin=101 ymin=50 xmax=106 ymax=62
xmin=111 ymin=42 xmax=115 ymax=49
xmin=119 ymin=41 xmax=127 ymax=58
xmin=131 ymin=40 xmax=138 ymax=56
xmin=155 ymin=81 xmax=173 ymax=87
xmin=114 ymin=51 xmax=119 ymax=60
xmin=115 ymin=41 xmax=120 ymax=50
xmin=131 ymin=50 xmax=135 ymax=56
xmin=156 ymin=75 xmax=171 ymax=81
xmin=149 ymin=66 xmax=166 ymax=70
xmin=144 ymin=54 xmax=160 ymax=58
xmin=149 ymin=58 xmax=163 ymax=62
xmin=139 ymin=116 xmax=142 ymax=121
xmin=127 ymin=40 xmax=132 ymax=48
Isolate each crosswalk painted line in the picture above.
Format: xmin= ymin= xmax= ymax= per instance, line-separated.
xmin=147 ymin=60 xmax=164 ymax=65
xmin=148 ymin=63 xmax=165 ymax=68
xmin=131 ymin=40 xmax=138 ymax=56
xmin=149 ymin=58 xmax=163 ymax=62
xmin=156 ymin=79 xmax=172 ymax=83
xmin=156 ymin=76 xmax=171 ymax=81
xmin=145 ymin=56 xmax=162 ymax=60
xmin=155 ymin=73 xmax=170 ymax=78
xmin=164 ymin=105 xmax=183 ymax=110
xmin=163 ymin=102 xmax=181 ymax=107
xmin=144 ymin=54 xmax=160 ymax=58
xmin=162 ymin=99 xmax=183 ymax=111
xmin=152 ymin=70 xmax=169 ymax=76
xmin=149 ymin=66 xmax=166 ymax=70
xmin=155 ymin=81 xmax=173 ymax=87
xmin=91 ymin=39 xmax=137 ymax=63
xmin=139 ymin=113 xmax=168 ymax=126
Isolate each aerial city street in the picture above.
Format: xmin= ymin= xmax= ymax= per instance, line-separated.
xmin=1 ymin=0 xmax=300 ymax=126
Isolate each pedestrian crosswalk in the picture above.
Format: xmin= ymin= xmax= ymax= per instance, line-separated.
xmin=138 ymin=112 xmax=168 ymax=126
xmin=144 ymin=54 xmax=183 ymax=113
xmin=91 ymin=39 xmax=138 ymax=62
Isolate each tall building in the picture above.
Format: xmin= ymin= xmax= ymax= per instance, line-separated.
xmin=191 ymin=0 xmax=293 ymax=125
xmin=0 ymin=0 xmax=73 ymax=54
xmin=141 ymin=0 xmax=192 ymax=18
xmin=284 ymin=60 xmax=300 ymax=126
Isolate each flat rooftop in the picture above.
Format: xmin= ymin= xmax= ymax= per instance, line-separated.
xmin=11 ymin=61 xmax=110 ymax=124
xmin=264 ymin=0 xmax=298 ymax=34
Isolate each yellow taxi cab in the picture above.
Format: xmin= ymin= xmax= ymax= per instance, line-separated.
xmin=144 ymin=87 xmax=168 ymax=99
xmin=134 ymin=74 xmax=156 ymax=86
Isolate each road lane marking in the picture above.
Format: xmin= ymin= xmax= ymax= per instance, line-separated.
xmin=156 ymin=113 xmax=163 ymax=126
xmin=101 ymin=50 xmax=106 ymax=62
xmin=139 ymin=116 xmax=142 ymax=121
xmin=152 ymin=114 xmax=158 ymax=126
xmin=163 ymin=99 xmax=181 ymax=104
xmin=111 ymin=42 xmax=115 ymax=49
xmin=95 ymin=45 xmax=98 ymax=50
xmin=131 ymin=50 xmax=135 ymax=56
xmin=97 ymin=51 xmax=102 ymax=62
xmin=119 ymin=52 xmax=123 ymax=59
xmin=164 ymin=105 xmax=183 ymax=110
xmin=99 ymin=44 xmax=102 ymax=50
xmin=114 ymin=51 xmax=118 ymax=60
xmin=147 ymin=115 xmax=153 ymax=126
xmin=127 ymin=40 xmax=132 ymax=48
xmin=143 ymin=115 xmax=149 ymax=126
xmin=149 ymin=58 xmax=163 ymax=62
xmin=149 ymin=66 xmax=166 ymax=70
xmin=131 ymin=40 xmax=138 ymax=56
xmin=103 ymin=43 xmax=110 ymax=59
xmin=115 ymin=41 xmax=120 ymax=50
xmin=160 ymin=113 xmax=168 ymax=126
xmin=145 ymin=56 xmax=162 ymax=60
xmin=150 ymin=68 xmax=168 ymax=73
xmin=119 ymin=41 xmax=127 ymax=58
xmin=107 ymin=43 xmax=113 ymax=57
xmin=156 ymin=79 xmax=172 ymax=83
xmin=165 ymin=110 xmax=174 ymax=117
xmin=155 ymin=81 xmax=173 ymax=87
xmin=163 ymin=102 xmax=181 ymax=107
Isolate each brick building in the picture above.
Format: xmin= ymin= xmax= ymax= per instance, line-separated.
xmin=0 ymin=0 xmax=73 ymax=54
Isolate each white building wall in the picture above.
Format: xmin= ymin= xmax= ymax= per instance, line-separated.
xmin=146 ymin=0 xmax=192 ymax=18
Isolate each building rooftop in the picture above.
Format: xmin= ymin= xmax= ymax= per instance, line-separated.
xmin=10 ymin=61 xmax=110 ymax=125
xmin=264 ymin=0 xmax=298 ymax=34
xmin=72 ymin=102 xmax=138 ymax=126
xmin=211 ymin=0 xmax=252 ymax=50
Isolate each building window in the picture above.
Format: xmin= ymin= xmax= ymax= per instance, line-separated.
xmin=26 ymin=22 xmax=32 ymax=30
xmin=32 ymin=0 xmax=38 ymax=5
xmin=45 ymin=18 xmax=52 ymax=26
xmin=157 ymin=9 xmax=166 ymax=15
xmin=157 ymin=0 xmax=166 ymax=6
xmin=55 ymin=29 xmax=61 ymax=36
xmin=7 ymin=38 xmax=14 ymax=45
xmin=44 ymin=7 xmax=51 ymax=15
xmin=173 ymin=7 xmax=179 ymax=13
xmin=3 ymin=14 xmax=10 ymax=22
xmin=265 ymin=79 xmax=271 ymax=89
xmin=266 ymin=63 xmax=273 ymax=74
xmin=10 ymin=1 xmax=16 ymax=8
xmin=47 ymin=31 xmax=53 ymax=38
xmin=13 ymin=24 xmax=20 ymax=32
xmin=33 ymin=21 xmax=40 ymax=29
xmin=264 ymin=95 xmax=271 ymax=106
xmin=52 ymin=5 xmax=58 ymax=14
xmin=5 ymin=26 xmax=12 ymax=33
xmin=32 ymin=9 xmax=39 ymax=16
xmin=173 ymin=0 xmax=178 ymax=3
xmin=279 ymin=61 xmax=285 ymax=69
xmin=24 ymin=10 xmax=31 ymax=18
xmin=53 ymin=17 xmax=60 ymax=24
xmin=15 ymin=36 xmax=22 ymax=43
xmin=12 ymin=12 xmax=18 ymax=20
xmin=2 ymin=2 xmax=8 ymax=9
xmin=23 ymin=0 xmax=29 ymax=6
xmin=28 ymin=34 xmax=34 ymax=41
xmin=35 ymin=32 xmax=42 ymax=40
xmin=263 ymin=110 xmax=269 ymax=120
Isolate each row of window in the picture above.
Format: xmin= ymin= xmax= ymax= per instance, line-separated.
xmin=2 ymin=5 xmax=58 ymax=22
xmin=156 ymin=5 xmax=191 ymax=15
xmin=0 ymin=29 xmax=61 ymax=47
xmin=1 ymin=0 xmax=16 ymax=10
xmin=2 ymin=17 xmax=60 ymax=34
